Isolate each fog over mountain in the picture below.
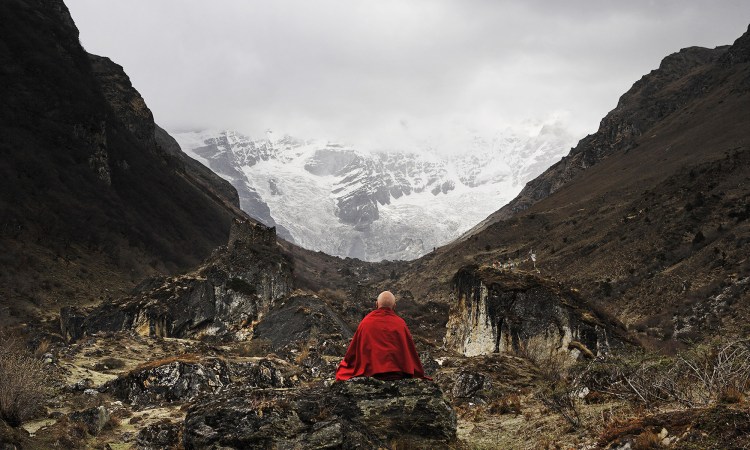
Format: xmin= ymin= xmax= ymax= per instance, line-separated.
xmin=66 ymin=1 xmax=750 ymax=152
xmin=174 ymin=120 xmax=576 ymax=261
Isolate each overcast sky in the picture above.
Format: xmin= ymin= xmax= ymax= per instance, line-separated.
xmin=66 ymin=1 xmax=750 ymax=151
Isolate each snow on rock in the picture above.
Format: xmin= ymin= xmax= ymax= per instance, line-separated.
xmin=173 ymin=127 xmax=575 ymax=261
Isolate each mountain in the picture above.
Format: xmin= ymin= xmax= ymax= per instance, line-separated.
xmin=0 ymin=0 xmax=246 ymax=325
xmin=173 ymin=125 xmax=576 ymax=261
xmin=400 ymin=26 xmax=750 ymax=347
xmin=2 ymin=0 xmax=750 ymax=448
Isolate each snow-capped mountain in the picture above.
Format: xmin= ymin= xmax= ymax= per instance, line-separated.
xmin=173 ymin=125 xmax=576 ymax=261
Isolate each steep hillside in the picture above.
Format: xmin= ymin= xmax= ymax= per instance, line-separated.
xmin=0 ymin=0 xmax=245 ymax=325
xmin=401 ymin=26 xmax=750 ymax=348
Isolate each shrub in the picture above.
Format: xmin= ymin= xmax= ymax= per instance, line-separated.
xmin=0 ymin=333 xmax=49 ymax=426
xmin=634 ymin=430 xmax=664 ymax=449
xmin=573 ymin=338 xmax=750 ymax=408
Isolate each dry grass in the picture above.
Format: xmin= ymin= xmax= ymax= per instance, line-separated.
xmin=634 ymin=430 xmax=664 ymax=449
xmin=131 ymin=353 xmax=201 ymax=372
xmin=232 ymin=339 xmax=271 ymax=357
xmin=0 ymin=332 xmax=48 ymax=426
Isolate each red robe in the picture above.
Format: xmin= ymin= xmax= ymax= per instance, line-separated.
xmin=336 ymin=307 xmax=429 ymax=381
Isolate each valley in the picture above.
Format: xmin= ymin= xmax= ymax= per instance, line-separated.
xmin=1 ymin=1 xmax=749 ymax=449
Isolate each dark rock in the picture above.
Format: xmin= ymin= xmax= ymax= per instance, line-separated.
xmin=253 ymin=294 xmax=353 ymax=379
xmin=445 ymin=266 xmax=631 ymax=357
xmin=419 ymin=349 xmax=441 ymax=375
xmin=183 ymin=378 xmax=456 ymax=449
xmin=329 ymin=378 xmax=457 ymax=444
xmin=68 ymin=378 xmax=95 ymax=392
xmin=253 ymin=294 xmax=353 ymax=355
xmin=102 ymin=357 xmax=230 ymax=406
xmin=135 ymin=421 xmax=182 ymax=450
xmin=69 ymin=406 xmax=109 ymax=436
xmin=228 ymin=358 xmax=300 ymax=388
xmin=60 ymin=307 xmax=86 ymax=343
xmin=451 ymin=371 xmax=489 ymax=398
xmin=60 ymin=219 xmax=293 ymax=341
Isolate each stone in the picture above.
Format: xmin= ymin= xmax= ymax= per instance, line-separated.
xmin=444 ymin=266 xmax=630 ymax=358
xmin=330 ymin=378 xmax=456 ymax=444
xmin=183 ymin=378 xmax=456 ymax=449
xmin=102 ymin=357 xmax=231 ymax=406
xmin=68 ymin=378 xmax=94 ymax=392
xmin=135 ymin=421 xmax=182 ymax=450
xmin=253 ymin=294 xmax=353 ymax=355
xmin=228 ymin=358 xmax=300 ymax=388
xmin=69 ymin=406 xmax=109 ymax=436
xmin=59 ymin=220 xmax=293 ymax=342
xmin=451 ymin=370 xmax=489 ymax=398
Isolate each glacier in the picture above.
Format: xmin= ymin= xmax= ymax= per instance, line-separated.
xmin=173 ymin=125 xmax=576 ymax=261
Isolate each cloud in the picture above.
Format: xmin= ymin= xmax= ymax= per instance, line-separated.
xmin=66 ymin=0 xmax=750 ymax=149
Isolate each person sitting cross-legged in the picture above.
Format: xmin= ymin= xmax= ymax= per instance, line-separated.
xmin=335 ymin=290 xmax=430 ymax=381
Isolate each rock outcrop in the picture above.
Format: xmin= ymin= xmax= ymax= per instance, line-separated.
xmin=444 ymin=265 xmax=629 ymax=358
xmin=102 ymin=357 xmax=231 ymax=407
xmin=68 ymin=406 xmax=110 ymax=436
xmin=183 ymin=378 xmax=456 ymax=449
xmin=61 ymin=219 xmax=292 ymax=341
xmin=135 ymin=421 xmax=182 ymax=450
xmin=253 ymin=293 xmax=353 ymax=353
xmin=252 ymin=293 xmax=354 ymax=378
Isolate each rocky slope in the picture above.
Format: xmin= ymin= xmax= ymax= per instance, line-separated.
xmin=0 ymin=0 xmax=247 ymax=326
xmin=3 ymin=0 xmax=750 ymax=448
xmin=174 ymin=125 xmax=576 ymax=261
xmin=402 ymin=25 xmax=750 ymax=348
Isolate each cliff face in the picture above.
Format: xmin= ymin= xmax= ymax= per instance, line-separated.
xmin=0 ymin=0 xmax=246 ymax=324
xmin=444 ymin=266 xmax=628 ymax=358
xmin=88 ymin=53 xmax=243 ymax=212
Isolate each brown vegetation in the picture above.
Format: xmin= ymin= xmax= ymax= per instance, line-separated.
xmin=0 ymin=332 xmax=48 ymax=426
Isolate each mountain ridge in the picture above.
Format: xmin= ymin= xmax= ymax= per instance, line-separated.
xmin=174 ymin=125 xmax=576 ymax=261
xmin=0 ymin=0 xmax=247 ymax=325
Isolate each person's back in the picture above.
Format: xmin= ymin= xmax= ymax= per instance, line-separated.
xmin=335 ymin=291 xmax=428 ymax=381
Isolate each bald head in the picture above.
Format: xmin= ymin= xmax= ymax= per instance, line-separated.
xmin=376 ymin=291 xmax=396 ymax=309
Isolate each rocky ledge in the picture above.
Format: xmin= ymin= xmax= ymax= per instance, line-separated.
xmin=60 ymin=219 xmax=292 ymax=342
xmin=101 ymin=355 xmax=298 ymax=407
xmin=183 ymin=378 xmax=457 ymax=449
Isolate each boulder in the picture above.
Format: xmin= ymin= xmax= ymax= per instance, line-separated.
xmin=451 ymin=370 xmax=490 ymax=399
xmin=69 ymin=406 xmax=109 ymax=436
xmin=102 ymin=357 xmax=230 ymax=406
xmin=253 ymin=293 xmax=353 ymax=378
xmin=183 ymin=378 xmax=457 ymax=449
xmin=135 ymin=421 xmax=182 ymax=450
xmin=253 ymin=294 xmax=353 ymax=354
xmin=330 ymin=378 xmax=457 ymax=444
xmin=445 ymin=266 xmax=630 ymax=358
xmin=228 ymin=358 xmax=300 ymax=388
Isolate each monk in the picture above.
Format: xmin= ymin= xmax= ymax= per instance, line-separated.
xmin=335 ymin=291 xmax=429 ymax=381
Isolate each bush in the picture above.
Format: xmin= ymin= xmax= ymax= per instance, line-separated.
xmin=573 ymin=338 xmax=750 ymax=408
xmin=0 ymin=333 xmax=49 ymax=426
